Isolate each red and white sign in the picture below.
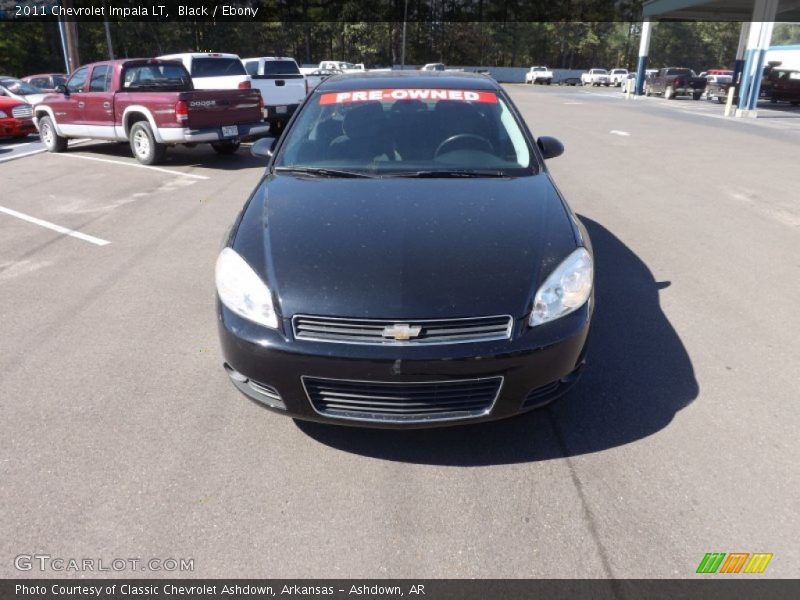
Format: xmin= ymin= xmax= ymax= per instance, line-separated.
xmin=319 ymin=89 xmax=498 ymax=105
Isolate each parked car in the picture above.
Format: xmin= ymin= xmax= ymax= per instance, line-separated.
xmin=421 ymin=63 xmax=446 ymax=72
xmin=581 ymin=69 xmax=610 ymax=86
xmin=0 ymin=96 xmax=35 ymax=139
xmin=769 ymin=68 xmax=800 ymax=105
xmin=619 ymin=72 xmax=637 ymax=92
xmin=318 ymin=61 xmax=364 ymax=73
xmin=0 ymin=76 xmax=47 ymax=105
xmin=22 ymin=73 xmax=67 ymax=92
xmin=157 ymin=52 xmax=250 ymax=90
xmin=558 ymin=76 xmax=582 ymax=86
xmin=33 ymin=59 xmax=268 ymax=164
xmin=704 ymin=74 xmax=733 ymax=103
xmin=243 ymin=57 xmax=307 ymax=129
xmin=645 ymin=67 xmax=706 ymax=100
xmin=608 ymin=68 xmax=629 ymax=86
xmin=301 ymin=68 xmax=339 ymax=90
xmin=525 ymin=66 xmax=553 ymax=85
xmin=216 ymin=71 xmax=593 ymax=427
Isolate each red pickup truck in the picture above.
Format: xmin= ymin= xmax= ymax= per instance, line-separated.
xmin=34 ymin=59 xmax=269 ymax=164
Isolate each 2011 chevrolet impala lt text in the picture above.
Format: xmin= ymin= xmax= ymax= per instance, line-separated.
xmin=215 ymin=72 xmax=593 ymax=427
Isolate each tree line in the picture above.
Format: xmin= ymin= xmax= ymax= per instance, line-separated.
xmin=2 ymin=21 xmax=799 ymax=77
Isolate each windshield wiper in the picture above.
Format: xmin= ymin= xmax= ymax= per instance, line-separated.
xmin=274 ymin=166 xmax=376 ymax=178
xmin=383 ymin=169 xmax=508 ymax=178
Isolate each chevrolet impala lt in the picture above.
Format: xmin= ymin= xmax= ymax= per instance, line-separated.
xmin=216 ymin=72 xmax=593 ymax=427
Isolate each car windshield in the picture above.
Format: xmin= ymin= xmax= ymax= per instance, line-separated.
xmin=123 ymin=64 xmax=192 ymax=90
xmin=191 ymin=57 xmax=246 ymax=78
xmin=0 ymin=78 xmax=40 ymax=95
xmin=276 ymin=87 xmax=535 ymax=177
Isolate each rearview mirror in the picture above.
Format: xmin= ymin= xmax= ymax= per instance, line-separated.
xmin=251 ymin=137 xmax=276 ymax=159
xmin=537 ymin=136 xmax=564 ymax=160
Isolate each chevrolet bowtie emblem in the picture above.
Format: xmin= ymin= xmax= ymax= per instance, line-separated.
xmin=382 ymin=323 xmax=422 ymax=341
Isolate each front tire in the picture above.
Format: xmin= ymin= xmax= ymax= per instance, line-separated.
xmin=38 ymin=116 xmax=67 ymax=153
xmin=211 ymin=140 xmax=241 ymax=155
xmin=129 ymin=121 xmax=166 ymax=165
xmin=693 ymin=91 xmax=702 ymax=101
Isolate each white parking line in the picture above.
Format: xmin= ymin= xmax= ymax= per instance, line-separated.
xmin=51 ymin=153 xmax=209 ymax=180
xmin=0 ymin=205 xmax=111 ymax=246
xmin=609 ymin=130 xmax=631 ymax=136
xmin=0 ymin=148 xmax=47 ymax=163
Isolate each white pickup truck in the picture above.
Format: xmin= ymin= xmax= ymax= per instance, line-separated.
xmin=608 ymin=68 xmax=629 ymax=86
xmin=525 ymin=66 xmax=553 ymax=85
xmin=318 ymin=61 xmax=365 ymax=73
xmin=581 ymin=68 xmax=610 ymax=86
xmin=243 ymin=57 xmax=307 ymax=128
xmin=157 ymin=52 xmax=251 ymax=90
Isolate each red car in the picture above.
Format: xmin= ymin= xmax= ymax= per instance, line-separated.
xmin=22 ymin=73 xmax=68 ymax=93
xmin=0 ymin=96 xmax=35 ymax=139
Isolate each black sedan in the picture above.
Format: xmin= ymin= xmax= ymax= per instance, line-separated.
xmin=216 ymin=72 xmax=593 ymax=428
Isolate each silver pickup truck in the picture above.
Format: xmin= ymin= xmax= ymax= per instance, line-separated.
xmin=243 ymin=57 xmax=307 ymax=130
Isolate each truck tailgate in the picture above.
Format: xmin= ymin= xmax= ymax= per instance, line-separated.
xmin=252 ymin=75 xmax=307 ymax=105
xmin=179 ymin=89 xmax=262 ymax=129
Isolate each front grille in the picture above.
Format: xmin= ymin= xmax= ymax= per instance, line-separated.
xmin=11 ymin=105 xmax=33 ymax=119
xmin=303 ymin=376 xmax=503 ymax=423
xmin=293 ymin=314 xmax=512 ymax=345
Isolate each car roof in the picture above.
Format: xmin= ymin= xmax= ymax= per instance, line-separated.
xmin=244 ymin=57 xmax=296 ymax=62
xmin=160 ymin=53 xmax=240 ymax=59
xmin=316 ymin=71 xmax=501 ymax=92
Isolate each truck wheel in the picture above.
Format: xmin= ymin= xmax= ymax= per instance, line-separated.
xmin=665 ymin=86 xmax=675 ymax=100
xmin=38 ymin=116 xmax=67 ymax=153
xmin=211 ymin=141 xmax=241 ymax=155
xmin=129 ymin=121 xmax=166 ymax=165
xmin=693 ymin=91 xmax=702 ymax=101
xmin=546 ymin=80 xmax=551 ymax=85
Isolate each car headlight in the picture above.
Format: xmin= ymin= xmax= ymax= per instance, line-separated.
xmin=529 ymin=247 xmax=593 ymax=327
xmin=215 ymin=247 xmax=278 ymax=329
xmin=0 ymin=111 xmax=7 ymax=118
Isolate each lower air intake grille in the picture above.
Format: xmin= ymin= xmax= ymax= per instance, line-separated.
xmin=303 ymin=376 xmax=502 ymax=423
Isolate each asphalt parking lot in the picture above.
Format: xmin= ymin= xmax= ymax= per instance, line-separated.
xmin=1 ymin=84 xmax=798 ymax=579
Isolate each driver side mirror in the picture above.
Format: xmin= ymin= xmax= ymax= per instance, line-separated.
xmin=55 ymin=84 xmax=68 ymax=96
xmin=537 ymin=136 xmax=564 ymax=160
xmin=251 ymin=137 xmax=277 ymax=159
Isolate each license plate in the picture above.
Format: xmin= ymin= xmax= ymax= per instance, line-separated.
xmin=222 ymin=125 xmax=238 ymax=138
xmin=276 ymin=105 xmax=287 ymax=114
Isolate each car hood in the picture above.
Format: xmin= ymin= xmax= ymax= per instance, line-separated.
xmin=235 ymin=173 xmax=579 ymax=320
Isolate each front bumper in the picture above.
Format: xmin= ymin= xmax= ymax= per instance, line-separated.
xmin=159 ymin=121 xmax=270 ymax=144
xmin=0 ymin=118 xmax=36 ymax=138
xmin=218 ymin=304 xmax=591 ymax=428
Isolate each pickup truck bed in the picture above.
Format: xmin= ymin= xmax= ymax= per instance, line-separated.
xmin=34 ymin=58 xmax=268 ymax=164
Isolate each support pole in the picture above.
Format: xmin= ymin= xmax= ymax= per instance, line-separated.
xmin=736 ymin=0 xmax=778 ymax=117
xmin=732 ymin=21 xmax=750 ymax=87
xmin=57 ymin=17 xmax=71 ymax=74
xmin=634 ymin=19 xmax=652 ymax=96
